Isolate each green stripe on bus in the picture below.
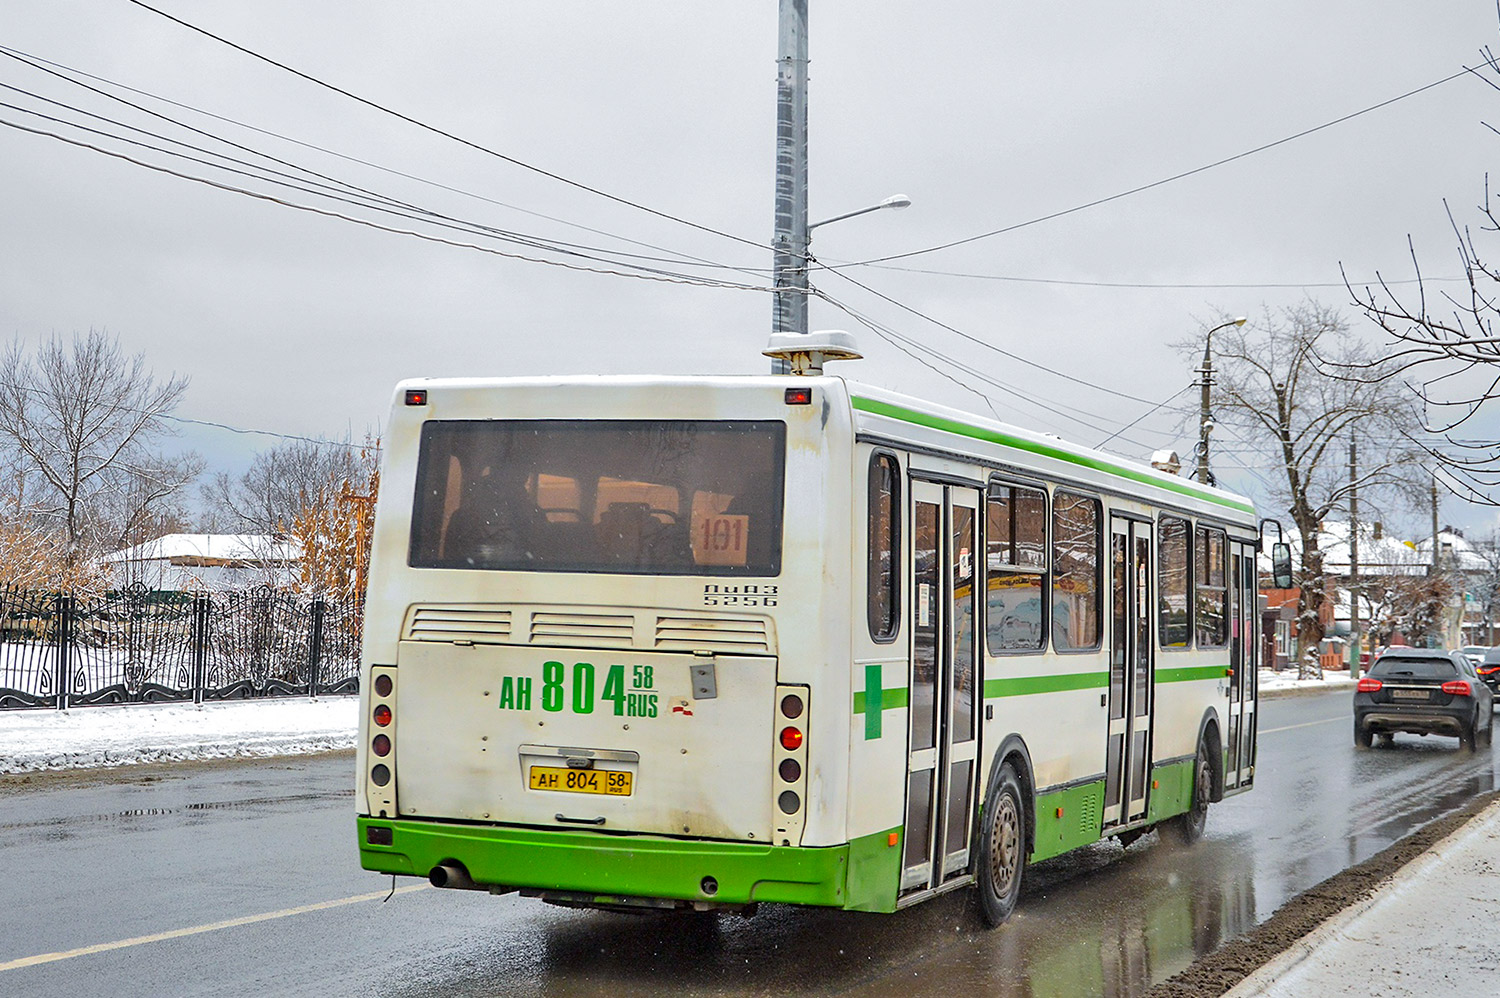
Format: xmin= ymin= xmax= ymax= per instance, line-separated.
xmin=852 ymin=687 xmax=910 ymax=715
xmin=1155 ymin=665 xmax=1229 ymax=684
xmin=851 ymin=395 xmax=1255 ymax=515
xmin=983 ymin=672 xmax=1109 ymax=698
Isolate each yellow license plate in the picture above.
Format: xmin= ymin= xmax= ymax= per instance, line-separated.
xmin=528 ymin=766 xmax=633 ymax=796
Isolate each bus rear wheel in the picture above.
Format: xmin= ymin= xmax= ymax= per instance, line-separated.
xmin=976 ymin=762 xmax=1027 ymax=927
xmin=1167 ymin=741 xmax=1212 ymax=845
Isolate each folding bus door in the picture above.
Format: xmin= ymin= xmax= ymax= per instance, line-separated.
xmin=1104 ymin=515 xmax=1155 ymax=828
xmin=902 ymin=480 xmax=981 ymax=895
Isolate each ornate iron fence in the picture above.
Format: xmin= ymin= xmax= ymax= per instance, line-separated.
xmin=0 ymin=584 xmax=362 ymax=709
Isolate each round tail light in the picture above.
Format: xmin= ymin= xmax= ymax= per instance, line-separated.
xmin=372 ymin=734 xmax=391 ymax=757
xmin=779 ymin=726 xmax=803 ymax=751
xmin=373 ymin=704 xmax=392 ymax=727
xmin=780 ymin=694 xmax=804 ymax=719
xmin=374 ymin=674 xmax=393 ymax=697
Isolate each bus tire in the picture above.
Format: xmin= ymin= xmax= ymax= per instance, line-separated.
xmin=1167 ymin=741 xmax=1212 ymax=846
xmin=976 ymin=762 xmax=1027 ymax=927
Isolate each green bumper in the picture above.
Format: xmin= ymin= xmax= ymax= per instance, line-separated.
xmin=358 ymin=816 xmax=873 ymax=908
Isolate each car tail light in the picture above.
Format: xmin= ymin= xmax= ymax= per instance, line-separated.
xmin=780 ymin=726 xmax=803 ymax=751
xmin=1441 ymin=680 xmax=1473 ymax=696
xmin=1479 ymin=666 xmax=1500 ymax=675
xmin=1357 ymin=678 xmax=1383 ymax=692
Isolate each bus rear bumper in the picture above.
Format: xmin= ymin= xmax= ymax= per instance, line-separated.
xmin=358 ymin=816 xmax=857 ymax=908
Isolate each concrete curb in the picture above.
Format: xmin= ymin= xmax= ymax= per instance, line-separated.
xmin=1223 ymin=797 xmax=1500 ymax=997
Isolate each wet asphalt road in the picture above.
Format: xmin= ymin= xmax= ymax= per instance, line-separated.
xmin=2 ymin=689 xmax=1497 ymax=998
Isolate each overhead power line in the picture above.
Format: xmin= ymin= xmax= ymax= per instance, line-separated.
xmin=0 ymin=44 xmax=770 ymax=276
xmin=834 ymin=67 xmax=1475 ymax=267
xmin=122 ymin=0 xmax=772 ymax=253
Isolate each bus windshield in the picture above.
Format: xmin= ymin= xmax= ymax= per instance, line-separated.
xmin=409 ymin=419 xmax=786 ymax=576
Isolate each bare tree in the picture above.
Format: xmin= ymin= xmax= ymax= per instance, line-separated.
xmin=0 ymin=330 xmax=194 ymax=571
xmin=1345 ymin=31 xmax=1500 ymax=504
xmin=1181 ymin=301 xmax=1421 ymax=660
xmin=202 ymin=438 xmax=366 ymax=536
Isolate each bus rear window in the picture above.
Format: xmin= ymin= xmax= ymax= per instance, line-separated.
xmin=409 ymin=419 xmax=786 ymax=576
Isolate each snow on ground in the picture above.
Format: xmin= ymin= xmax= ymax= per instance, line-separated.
xmin=0 ymin=696 xmax=357 ymax=774
xmin=1259 ymin=669 xmax=1357 ymax=696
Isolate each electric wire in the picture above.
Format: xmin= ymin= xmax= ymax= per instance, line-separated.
xmin=0 ymin=114 xmax=779 ymax=293
xmin=832 ymin=66 xmax=1474 ymax=267
xmin=123 ymin=0 xmax=773 ymax=253
xmin=0 ymin=43 xmax=771 ymax=275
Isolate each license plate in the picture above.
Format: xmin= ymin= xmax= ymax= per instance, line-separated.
xmin=528 ymin=766 xmax=633 ymax=796
xmin=1391 ymin=689 xmax=1430 ymax=700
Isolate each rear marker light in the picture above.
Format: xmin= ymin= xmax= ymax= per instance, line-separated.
xmin=1441 ymin=680 xmax=1473 ymax=696
xmin=1357 ymin=678 xmax=1383 ymax=692
xmin=778 ymin=790 xmax=801 ymax=814
xmin=372 ymin=734 xmax=391 ymax=757
xmin=374 ymin=674 xmax=393 ymax=697
xmin=784 ymin=387 xmax=812 ymax=405
xmin=779 ymin=758 xmax=801 ymax=783
xmin=405 ymin=389 xmax=428 ymax=406
xmin=373 ymin=705 xmax=392 ymax=727
xmin=780 ymin=694 xmax=804 ymax=719
xmin=780 ymin=726 xmax=803 ymax=751
xmin=371 ymin=764 xmax=391 ymax=787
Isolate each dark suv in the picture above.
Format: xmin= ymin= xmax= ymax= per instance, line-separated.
xmin=1479 ymin=648 xmax=1500 ymax=699
xmin=1354 ymin=648 xmax=1494 ymax=752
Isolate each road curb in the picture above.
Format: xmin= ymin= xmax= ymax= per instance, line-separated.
xmin=1223 ymin=796 xmax=1500 ymax=997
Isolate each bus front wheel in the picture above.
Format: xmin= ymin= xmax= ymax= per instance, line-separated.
xmin=976 ymin=762 xmax=1027 ymax=927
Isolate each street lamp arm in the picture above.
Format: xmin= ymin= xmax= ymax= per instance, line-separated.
xmin=809 ymin=194 xmax=911 ymax=231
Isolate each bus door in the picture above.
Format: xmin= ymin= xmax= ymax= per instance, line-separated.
xmin=902 ymin=480 xmax=981 ymax=894
xmin=1104 ymin=516 xmax=1154 ymax=827
xmin=1225 ymin=544 xmax=1257 ymax=790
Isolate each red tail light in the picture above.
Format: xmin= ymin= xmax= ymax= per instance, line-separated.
xmin=1441 ymin=680 xmax=1472 ymax=696
xmin=1479 ymin=666 xmax=1500 ymax=675
xmin=1357 ymin=678 xmax=1382 ymax=692
xmin=373 ymin=704 xmax=392 ymax=726
xmin=780 ymin=726 xmax=804 ymax=751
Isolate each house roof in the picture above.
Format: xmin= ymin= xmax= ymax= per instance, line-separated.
xmin=102 ymin=533 xmax=302 ymax=565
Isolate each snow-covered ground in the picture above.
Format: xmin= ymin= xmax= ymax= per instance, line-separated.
xmin=1259 ymin=668 xmax=1357 ymax=697
xmin=0 ymin=696 xmax=357 ymax=773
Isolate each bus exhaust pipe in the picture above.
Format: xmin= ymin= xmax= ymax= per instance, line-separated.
xmin=429 ymin=864 xmax=478 ymax=890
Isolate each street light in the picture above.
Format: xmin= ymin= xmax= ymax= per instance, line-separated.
xmin=1197 ymin=316 xmax=1248 ymax=484
xmin=808 ymin=193 xmax=912 ymax=232
xmin=771 ymin=194 xmax=912 ymax=372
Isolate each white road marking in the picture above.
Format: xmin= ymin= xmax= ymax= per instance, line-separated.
xmin=0 ymin=884 xmax=427 ymax=972
xmin=1260 ymin=716 xmax=1346 ymax=735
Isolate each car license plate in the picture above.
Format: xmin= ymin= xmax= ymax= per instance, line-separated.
xmin=1391 ymin=689 xmax=1430 ymax=700
xmin=528 ymin=766 xmax=633 ymax=796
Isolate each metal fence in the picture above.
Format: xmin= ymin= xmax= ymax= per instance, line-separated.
xmin=0 ymin=584 xmax=361 ymax=709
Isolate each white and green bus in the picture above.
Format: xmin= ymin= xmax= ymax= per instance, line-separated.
xmin=356 ymin=336 xmax=1269 ymax=924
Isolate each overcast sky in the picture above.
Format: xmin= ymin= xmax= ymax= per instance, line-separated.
xmin=3 ymin=1 xmax=1498 ymax=536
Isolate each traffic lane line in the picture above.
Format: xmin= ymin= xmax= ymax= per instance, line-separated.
xmin=1260 ymin=716 xmax=1346 ymax=735
xmin=0 ymin=884 xmax=427 ymax=972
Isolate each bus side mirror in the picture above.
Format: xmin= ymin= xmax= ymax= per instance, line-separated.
xmin=1271 ymin=542 xmax=1293 ymax=589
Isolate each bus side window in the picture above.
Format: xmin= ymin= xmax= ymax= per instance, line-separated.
xmin=1158 ymin=515 xmax=1191 ymax=648
xmin=986 ymin=482 xmax=1047 ymax=654
xmin=1195 ymin=526 xmax=1228 ymax=647
xmin=1051 ymin=491 xmax=1101 ymax=652
xmin=867 ymin=453 xmax=900 ymax=641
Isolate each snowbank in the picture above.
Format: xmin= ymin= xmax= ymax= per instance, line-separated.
xmin=0 ymin=697 xmax=357 ymax=773
xmin=1259 ymin=669 xmax=1357 ymax=698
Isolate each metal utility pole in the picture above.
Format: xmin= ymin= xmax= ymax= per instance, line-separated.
xmin=1349 ymin=435 xmax=1360 ymax=674
xmin=771 ymin=0 xmax=810 ymax=371
xmin=1430 ymin=476 xmax=1440 ymax=575
xmin=1197 ymin=340 xmax=1213 ymax=484
xmin=1195 ymin=317 xmax=1246 ymax=484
